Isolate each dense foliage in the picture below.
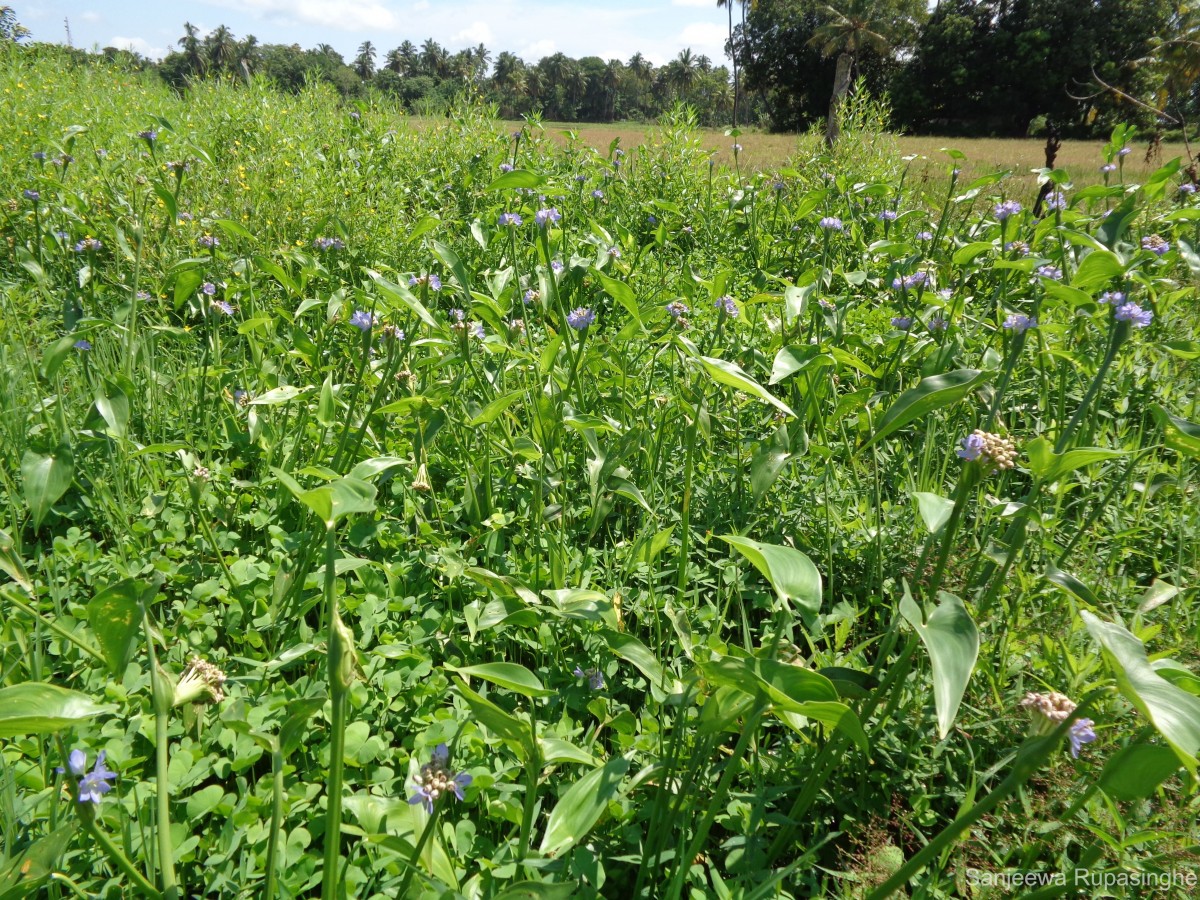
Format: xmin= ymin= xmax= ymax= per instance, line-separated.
xmin=2 ymin=45 xmax=1200 ymax=899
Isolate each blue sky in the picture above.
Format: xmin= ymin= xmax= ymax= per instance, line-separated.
xmin=18 ymin=1 xmax=734 ymax=67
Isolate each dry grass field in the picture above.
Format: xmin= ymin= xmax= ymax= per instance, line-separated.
xmin=462 ymin=118 xmax=1194 ymax=204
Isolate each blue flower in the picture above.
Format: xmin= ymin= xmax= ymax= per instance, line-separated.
xmin=498 ymin=212 xmax=522 ymax=227
xmin=59 ymin=749 xmax=116 ymax=805
xmin=201 ymin=281 xmax=217 ymax=296
xmin=574 ymin=666 xmax=605 ymax=690
xmin=408 ymin=743 xmax=472 ymax=814
xmin=957 ymin=433 xmax=985 ymax=461
xmin=916 ymin=230 xmax=933 ymax=241
xmin=1035 ymin=265 xmax=1062 ymax=281
xmin=1068 ymin=718 xmax=1097 ymax=758
xmin=666 ymin=300 xmax=689 ymax=318
xmin=890 ymin=316 xmax=913 ymax=331
xmin=1045 ymin=191 xmax=1067 ymax=211
xmin=138 ymin=129 xmax=158 ymax=143
xmin=1114 ymin=301 xmax=1152 ymax=328
xmin=993 ymin=200 xmax=1022 ymax=221
xmin=877 ymin=209 xmax=898 ymax=221
xmin=1003 ymin=313 xmax=1037 ymax=334
xmin=349 ymin=310 xmax=377 ymax=331
xmin=499 ymin=163 xmax=514 ymax=173
xmin=714 ymin=295 xmax=738 ymax=317
xmin=592 ymin=189 xmax=604 ymax=200
xmin=23 ymin=189 xmax=39 ymax=201
xmin=551 ymin=260 xmax=564 ymax=273
xmin=566 ymin=307 xmax=595 ymax=330
xmin=818 ymin=216 xmax=843 ymax=231
xmin=409 ymin=273 xmax=442 ymax=291
xmin=1141 ymin=234 xmax=1169 ymax=256
xmin=73 ymin=339 xmax=92 ymax=351
xmin=534 ymin=207 xmax=561 ymax=227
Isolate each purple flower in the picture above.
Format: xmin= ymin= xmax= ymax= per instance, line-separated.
xmin=54 ymin=230 xmax=69 ymax=241
xmin=73 ymin=339 xmax=92 ymax=351
xmin=177 ymin=211 xmax=194 ymax=222
xmin=470 ymin=321 xmax=485 ymax=340
xmin=1003 ymin=313 xmax=1037 ymax=333
xmin=916 ymin=230 xmax=933 ymax=241
xmin=1141 ymin=234 xmax=1169 ymax=256
xmin=201 ymin=281 xmax=217 ymax=296
xmin=1117 ymin=147 xmax=1132 ymax=157
xmin=523 ymin=289 xmax=539 ymax=304
xmin=23 ymin=189 xmax=39 ymax=201
xmin=1035 ymin=265 xmax=1062 ymax=281
xmin=212 ymin=300 xmax=235 ymax=316
xmin=1005 ymin=240 xmax=1030 ymax=256
xmin=1068 ymin=718 xmax=1096 ymax=758
xmin=1114 ymin=301 xmax=1152 ymax=328
xmin=409 ymin=273 xmax=442 ymax=291
xmin=891 ymin=316 xmax=913 ymax=331
xmin=138 ymin=129 xmax=158 ymax=143
xmin=1179 ymin=183 xmax=1197 ymax=195
xmin=591 ymin=189 xmax=605 ymax=200
xmin=312 ymin=237 xmax=345 ymax=251
xmin=714 ymin=295 xmax=739 ymax=318
xmin=498 ymin=212 xmax=522 ymax=227
xmin=32 ymin=151 xmax=46 ymax=160
xmin=534 ymin=207 xmax=561 ymax=227
xmin=1100 ymin=163 xmax=1117 ymax=173
xmin=1045 ymin=192 xmax=1067 ymax=211
xmin=197 ymin=234 xmax=220 ymax=249
xmin=957 ymin=432 xmax=985 ymax=461
xmin=408 ymin=743 xmax=472 ymax=815
xmin=892 ymin=271 xmax=928 ymax=290
xmin=499 ymin=162 xmax=514 ymax=173
xmin=666 ymin=300 xmax=689 ymax=319
xmin=350 ymin=309 xmax=377 ymax=331
xmin=551 ymin=260 xmax=564 ymax=273
xmin=877 ymin=209 xmax=898 ymax=221
xmin=449 ymin=308 xmax=465 ymax=323
xmin=819 ymin=216 xmax=843 ymax=231
xmin=573 ymin=666 xmax=605 ymax=690
xmin=566 ymin=307 xmax=595 ymax=330
xmin=928 ymin=314 xmax=949 ymax=332
xmin=59 ymin=749 xmax=116 ymax=806
xmin=993 ymin=200 xmax=1022 ymax=221
xmin=1099 ymin=291 xmax=1124 ymax=305
xmin=74 ymin=237 xmax=102 ymax=252
xmin=607 ymin=246 xmax=621 ymax=259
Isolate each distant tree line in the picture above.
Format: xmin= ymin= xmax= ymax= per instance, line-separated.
xmin=4 ymin=1 xmax=1197 ymax=138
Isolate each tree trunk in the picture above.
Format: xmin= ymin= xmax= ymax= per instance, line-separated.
xmin=826 ymin=52 xmax=854 ymax=147
xmin=728 ymin=2 xmax=738 ymax=128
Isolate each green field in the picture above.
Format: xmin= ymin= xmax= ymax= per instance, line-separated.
xmin=2 ymin=49 xmax=1200 ymax=900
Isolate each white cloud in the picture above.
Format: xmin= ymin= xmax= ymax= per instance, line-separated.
xmin=678 ymin=22 xmax=728 ymax=59
xmin=452 ymin=21 xmax=493 ymax=45
xmin=413 ymin=0 xmax=431 ymax=9
xmin=207 ymin=0 xmax=400 ymax=32
xmin=521 ymin=38 xmax=555 ymax=60
xmin=108 ymin=35 xmax=168 ymax=60
xmin=81 ymin=11 xmax=102 ymax=24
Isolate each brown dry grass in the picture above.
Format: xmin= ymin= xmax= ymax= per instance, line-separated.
xmin=474 ymin=118 xmax=1193 ymax=202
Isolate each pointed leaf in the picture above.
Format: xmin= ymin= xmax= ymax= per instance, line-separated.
xmin=86 ymin=579 xmax=148 ymax=676
xmin=0 ymin=683 xmax=110 ymax=737
xmin=860 ymin=369 xmax=989 ymax=452
xmin=22 ymin=447 xmax=74 ymax=529
xmin=718 ymin=535 xmax=822 ymax=623
xmin=445 ymin=662 xmax=550 ymax=698
xmin=1151 ymin=405 xmax=1200 ymax=458
xmin=912 ymin=491 xmax=955 ymax=534
xmin=900 ymin=589 xmax=979 ymax=739
xmin=538 ymin=756 xmax=630 ymax=855
xmin=698 ymin=355 xmax=795 ymax=417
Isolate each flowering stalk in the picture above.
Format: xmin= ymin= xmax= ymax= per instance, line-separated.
xmin=144 ymin=616 xmax=180 ymax=900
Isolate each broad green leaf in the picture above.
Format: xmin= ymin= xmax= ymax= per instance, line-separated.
xmin=279 ymin=698 xmax=326 ymax=758
xmin=900 ymin=588 xmax=979 ymax=739
xmin=912 ymin=491 xmax=955 ymax=534
xmin=539 ymin=737 xmax=599 ymax=766
xmin=1096 ymin=195 xmax=1137 ymax=249
xmin=0 ymin=528 xmax=32 ymax=592
xmin=1024 ymin=437 xmax=1126 ymax=481
xmin=594 ymin=270 xmax=641 ymax=325
xmin=599 ymin=629 xmax=670 ymax=689
xmin=1045 ymin=562 xmax=1101 ymax=606
xmin=1098 ymin=742 xmax=1181 ymax=801
xmin=860 ymin=370 xmax=989 ymax=452
xmin=0 ymin=824 xmax=76 ymax=898
xmin=214 ymin=217 xmax=255 ymax=244
xmin=769 ymin=346 xmax=833 ymax=385
xmin=365 ymin=270 xmax=441 ymax=330
xmin=0 ymin=683 xmax=110 ymax=737
xmin=719 ymin=535 xmax=822 ymax=623
xmin=952 ymin=242 xmax=994 ymax=266
xmin=273 ymin=469 xmax=376 ymax=528
xmin=453 ymin=680 xmax=533 ymax=760
xmin=1082 ymin=611 xmax=1200 ymax=773
xmin=697 ymin=355 xmax=795 ymax=417
xmin=86 ymin=579 xmax=149 ymax=676
xmin=347 ymin=456 xmax=408 ymax=482
xmin=539 ymin=756 xmax=630 ymax=855
xmin=468 ymin=391 xmax=524 ymax=427
xmin=431 ymin=239 xmax=473 ymax=295
xmin=783 ymin=283 xmax=815 ymax=323
xmin=94 ymin=380 xmax=130 ymax=436
xmin=445 ymin=662 xmax=550 ymax=698
xmin=1070 ymin=249 xmax=1124 ymax=291
xmin=1139 ymin=579 xmax=1180 ymax=613
xmin=22 ymin=446 xmax=74 ymax=529
xmin=750 ymin=446 xmax=790 ymax=502
xmin=1151 ymin=405 xmax=1200 ymax=457
xmin=317 ymin=374 xmax=336 ymax=427
xmin=42 ymin=334 xmax=80 ymax=382
xmin=485 ymin=169 xmax=545 ymax=191
xmin=249 ymin=385 xmax=307 ymax=405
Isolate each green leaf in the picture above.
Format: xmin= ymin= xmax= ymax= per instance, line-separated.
xmin=445 ymin=662 xmax=551 ymax=698
xmin=538 ymin=756 xmax=630 ymax=855
xmin=0 ymin=528 xmax=33 ymax=593
xmin=1024 ymin=437 xmax=1126 ymax=481
xmin=1070 ymin=249 xmax=1124 ymax=291
xmin=279 ymin=698 xmax=326 ymax=758
xmin=750 ymin=446 xmax=790 ymax=502
xmin=769 ymin=345 xmax=833 ymax=385
xmin=0 ymin=683 xmax=110 ymax=737
xmin=952 ymin=242 xmax=994 ymax=266
xmin=431 ymin=239 xmax=473 ymax=296
xmin=492 ymin=882 xmax=581 ymax=900
xmin=453 ymin=680 xmax=533 ymax=760
xmin=783 ymin=283 xmax=815 ymax=322
xmin=273 ymin=470 xmax=376 ymax=528
xmin=1045 ymin=562 xmax=1101 ymax=606
xmin=593 ymin=269 xmax=641 ymax=326
xmin=94 ymin=380 xmax=130 ymax=436
xmin=22 ymin=446 xmax=74 ymax=529
xmin=365 ymin=270 xmax=441 ymax=330
xmin=249 ymin=385 xmax=308 ymax=405
xmin=86 ymin=579 xmax=150 ymax=676
xmin=485 ymin=169 xmax=545 ymax=191
xmin=42 ymin=334 xmax=80 ymax=382
xmin=599 ymin=629 xmax=671 ymax=689
xmin=317 ymin=374 xmax=336 ymax=427
xmin=0 ymin=824 xmax=76 ymax=898
xmin=214 ymin=218 xmax=255 ymax=244
xmin=900 ymin=588 xmax=979 ymax=739
xmin=1097 ymin=195 xmax=1137 ymax=249
xmin=468 ymin=391 xmax=524 ymax=427
xmin=697 ymin=355 xmax=795 ymax=417
xmin=1098 ymin=741 xmax=1181 ymax=801
xmin=912 ymin=491 xmax=955 ymax=534
xmin=860 ymin=369 xmax=989 ymax=452
xmin=719 ymin=535 xmax=822 ymax=624
xmin=1151 ymin=405 xmax=1200 ymax=457
xmin=1082 ymin=611 xmax=1200 ymax=773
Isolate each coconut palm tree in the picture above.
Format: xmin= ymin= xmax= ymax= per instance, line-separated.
xmin=178 ymin=22 xmax=205 ymax=77
xmin=809 ymin=0 xmax=920 ymax=145
xmin=354 ymin=41 xmax=376 ymax=79
xmin=205 ymin=25 xmax=237 ymax=75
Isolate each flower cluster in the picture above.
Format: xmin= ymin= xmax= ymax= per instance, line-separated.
xmin=497 ymin=212 xmax=522 ymax=227
xmin=534 ymin=207 xmax=561 ymax=227
xmin=1044 ymin=191 xmax=1068 ymax=211
xmin=349 ymin=310 xmax=377 ymax=332
xmin=891 ymin=271 xmax=928 ymax=290
xmin=197 ymin=233 xmax=220 ymax=249
xmin=890 ymin=316 xmax=913 ymax=331
xmin=59 ymin=749 xmax=117 ymax=805
xmin=1002 ymin=313 xmax=1037 ymax=334
xmin=818 ymin=216 xmax=843 ymax=231
xmin=1019 ymin=691 xmax=1097 ymax=758
xmin=408 ymin=744 xmax=472 ymax=814
xmin=993 ymin=200 xmax=1022 ymax=221
xmin=1113 ymin=300 xmax=1152 ymax=328
xmin=1141 ymin=234 xmax=1169 ymax=256
xmin=172 ymin=656 xmax=227 ymax=706
xmin=877 ymin=209 xmax=898 ymax=222
xmin=566 ymin=307 xmax=595 ymax=330
xmin=1035 ymin=265 xmax=1062 ymax=281
xmin=1099 ymin=290 xmax=1125 ymax=305
xmin=714 ymin=295 xmax=738 ymax=317
xmin=312 ymin=237 xmax=345 ymax=251
xmin=499 ymin=162 xmax=514 ymax=173
xmin=956 ymin=429 xmax=1017 ymax=469
xmin=409 ymin=273 xmax=442 ymax=291
xmin=75 ymin=237 xmax=103 ymax=252
xmin=523 ymin=289 xmax=539 ymax=305
xmin=573 ymin=666 xmax=605 ymax=690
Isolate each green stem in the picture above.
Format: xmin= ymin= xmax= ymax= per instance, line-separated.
xmin=264 ymin=742 xmax=285 ymax=900
xmin=144 ymin=619 xmax=179 ymax=900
